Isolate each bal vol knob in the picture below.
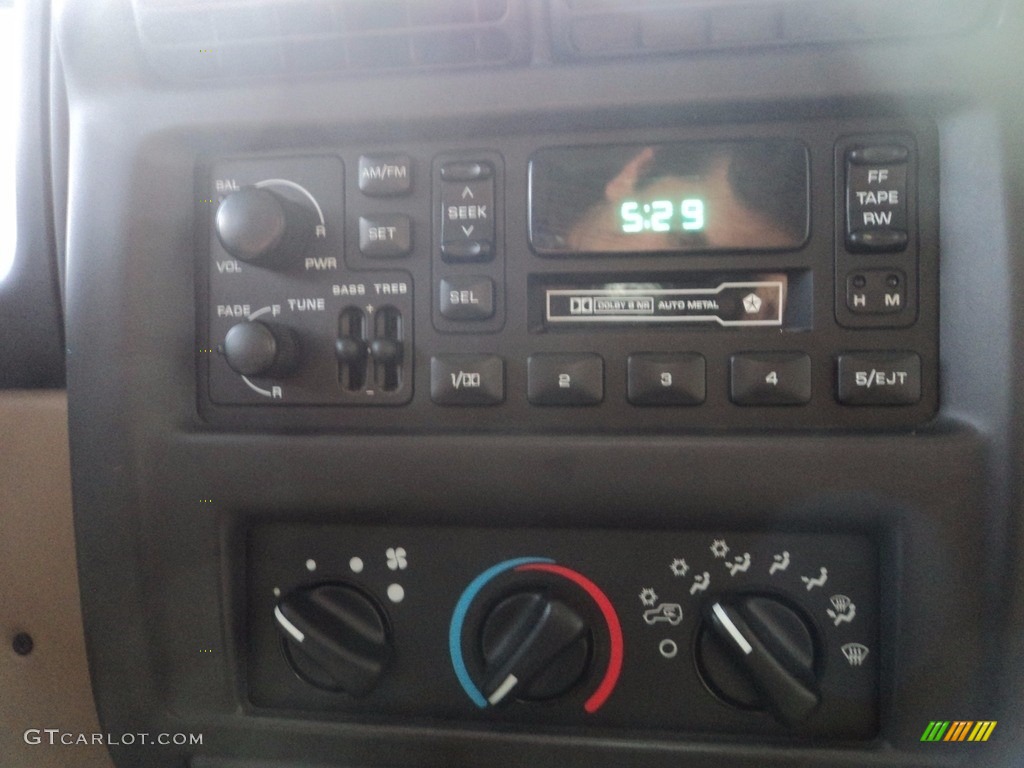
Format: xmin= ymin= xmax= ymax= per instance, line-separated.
xmin=215 ymin=186 xmax=314 ymax=266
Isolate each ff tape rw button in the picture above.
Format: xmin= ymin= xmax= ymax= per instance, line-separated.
xmin=837 ymin=352 xmax=921 ymax=405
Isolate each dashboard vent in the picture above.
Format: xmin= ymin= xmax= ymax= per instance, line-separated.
xmin=132 ymin=0 xmax=530 ymax=81
xmin=550 ymin=0 xmax=997 ymax=60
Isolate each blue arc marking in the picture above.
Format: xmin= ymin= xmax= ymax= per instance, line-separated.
xmin=449 ymin=557 xmax=555 ymax=708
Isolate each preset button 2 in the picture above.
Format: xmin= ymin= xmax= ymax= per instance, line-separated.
xmin=528 ymin=354 xmax=604 ymax=406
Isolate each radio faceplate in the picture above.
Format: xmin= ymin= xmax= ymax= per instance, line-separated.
xmin=198 ymin=119 xmax=938 ymax=431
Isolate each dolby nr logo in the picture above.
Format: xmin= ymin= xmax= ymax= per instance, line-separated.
xmin=570 ymin=297 xmax=594 ymax=315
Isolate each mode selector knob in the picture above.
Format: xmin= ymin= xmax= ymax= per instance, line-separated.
xmin=215 ymin=186 xmax=314 ymax=266
xmin=274 ymin=583 xmax=392 ymax=697
xmin=477 ymin=591 xmax=591 ymax=705
xmin=222 ymin=320 xmax=300 ymax=378
xmin=696 ymin=594 xmax=821 ymax=727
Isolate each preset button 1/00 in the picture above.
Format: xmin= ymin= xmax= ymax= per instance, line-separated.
xmin=431 ymin=355 xmax=505 ymax=406
xmin=837 ymin=352 xmax=921 ymax=406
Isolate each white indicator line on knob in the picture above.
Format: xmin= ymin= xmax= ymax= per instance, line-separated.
xmin=487 ymin=674 xmax=519 ymax=705
xmin=241 ymin=376 xmax=274 ymax=397
xmin=254 ymin=178 xmax=326 ymax=225
xmin=712 ymin=602 xmax=752 ymax=655
xmin=274 ymin=606 xmax=305 ymax=643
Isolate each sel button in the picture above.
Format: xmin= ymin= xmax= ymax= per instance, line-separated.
xmin=439 ymin=276 xmax=495 ymax=321
xmin=837 ymin=352 xmax=921 ymax=405
xmin=431 ymin=355 xmax=505 ymax=405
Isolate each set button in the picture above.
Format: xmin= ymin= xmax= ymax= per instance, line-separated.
xmin=358 ymin=214 xmax=411 ymax=258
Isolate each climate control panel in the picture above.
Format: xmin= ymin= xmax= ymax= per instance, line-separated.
xmin=246 ymin=526 xmax=879 ymax=738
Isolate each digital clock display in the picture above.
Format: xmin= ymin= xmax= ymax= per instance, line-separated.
xmin=528 ymin=140 xmax=809 ymax=255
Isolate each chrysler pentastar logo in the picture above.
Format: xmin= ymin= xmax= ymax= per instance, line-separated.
xmin=920 ymin=721 xmax=997 ymax=742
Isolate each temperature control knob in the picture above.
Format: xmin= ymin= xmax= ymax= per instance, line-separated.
xmin=273 ymin=583 xmax=392 ymax=697
xmin=696 ymin=594 xmax=820 ymax=726
xmin=215 ymin=186 xmax=313 ymax=266
xmin=222 ymin=320 xmax=300 ymax=377
xmin=476 ymin=591 xmax=591 ymax=705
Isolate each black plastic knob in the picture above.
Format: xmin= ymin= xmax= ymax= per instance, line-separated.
xmin=215 ymin=187 xmax=313 ymax=266
xmin=696 ymin=594 xmax=820 ymax=726
xmin=274 ymin=583 xmax=392 ymax=697
xmin=477 ymin=591 xmax=591 ymax=705
xmin=222 ymin=321 xmax=299 ymax=377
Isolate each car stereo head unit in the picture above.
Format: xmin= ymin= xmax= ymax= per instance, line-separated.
xmin=197 ymin=119 xmax=938 ymax=432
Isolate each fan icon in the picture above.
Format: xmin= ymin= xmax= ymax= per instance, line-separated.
xmin=385 ymin=547 xmax=408 ymax=571
xmin=710 ymin=539 xmax=730 ymax=559
xmin=742 ymin=293 xmax=763 ymax=314
xmin=639 ymin=587 xmax=658 ymax=606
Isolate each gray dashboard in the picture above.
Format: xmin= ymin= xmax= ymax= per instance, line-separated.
xmin=51 ymin=1 xmax=1024 ymax=766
